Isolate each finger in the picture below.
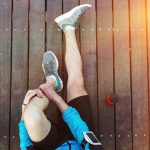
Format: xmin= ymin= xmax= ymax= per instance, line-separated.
xmin=25 ymin=90 xmax=35 ymax=97
xmin=27 ymin=91 xmax=36 ymax=100
xmin=35 ymin=89 xmax=43 ymax=98
xmin=25 ymin=90 xmax=30 ymax=98
xmin=35 ymin=89 xmax=40 ymax=97
xmin=39 ymin=84 xmax=45 ymax=91
xmin=23 ymin=91 xmax=36 ymax=104
xmin=36 ymin=89 xmax=44 ymax=98
xmin=39 ymin=85 xmax=53 ymax=100
xmin=39 ymin=83 xmax=49 ymax=92
xmin=37 ymin=89 xmax=44 ymax=98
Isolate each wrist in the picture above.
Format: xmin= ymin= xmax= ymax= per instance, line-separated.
xmin=54 ymin=97 xmax=68 ymax=113
xmin=54 ymin=96 xmax=64 ymax=104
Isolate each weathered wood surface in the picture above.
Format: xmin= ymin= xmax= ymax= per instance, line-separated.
xmin=0 ymin=0 xmax=150 ymax=149
xmin=113 ymin=0 xmax=132 ymax=149
xmin=97 ymin=0 xmax=115 ymax=149
xmin=130 ymin=0 xmax=149 ymax=149
xmin=0 ymin=0 xmax=11 ymax=150
xmin=29 ymin=0 xmax=45 ymax=89
xmin=11 ymin=0 xmax=29 ymax=149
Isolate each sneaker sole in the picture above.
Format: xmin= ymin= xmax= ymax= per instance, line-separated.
xmin=42 ymin=51 xmax=63 ymax=92
xmin=55 ymin=4 xmax=92 ymax=24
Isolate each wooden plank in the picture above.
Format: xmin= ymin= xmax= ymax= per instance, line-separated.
xmin=130 ymin=0 xmax=149 ymax=149
xmin=113 ymin=0 xmax=132 ymax=149
xmin=29 ymin=0 xmax=45 ymax=89
xmin=0 ymin=0 xmax=12 ymax=149
xmin=147 ymin=1 xmax=150 ymax=149
xmin=10 ymin=0 xmax=29 ymax=149
xmin=97 ymin=0 xmax=115 ymax=149
xmin=80 ymin=0 xmax=98 ymax=136
xmin=47 ymin=0 xmax=63 ymax=91
xmin=46 ymin=0 xmax=62 ymax=122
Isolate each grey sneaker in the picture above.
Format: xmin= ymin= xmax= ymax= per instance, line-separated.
xmin=42 ymin=51 xmax=63 ymax=92
xmin=55 ymin=4 xmax=91 ymax=31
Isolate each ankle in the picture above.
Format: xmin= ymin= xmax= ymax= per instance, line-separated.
xmin=46 ymin=76 xmax=56 ymax=89
xmin=64 ymin=26 xmax=75 ymax=33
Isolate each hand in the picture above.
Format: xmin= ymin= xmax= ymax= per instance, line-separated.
xmin=39 ymin=83 xmax=61 ymax=102
xmin=39 ymin=83 xmax=68 ymax=113
xmin=22 ymin=89 xmax=44 ymax=113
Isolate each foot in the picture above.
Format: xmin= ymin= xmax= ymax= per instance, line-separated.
xmin=42 ymin=51 xmax=63 ymax=92
xmin=55 ymin=4 xmax=92 ymax=31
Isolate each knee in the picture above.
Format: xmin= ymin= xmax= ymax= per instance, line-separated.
xmin=67 ymin=75 xmax=85 ymax=90
xmin=24 ymin=106 xmax=43 ymax=128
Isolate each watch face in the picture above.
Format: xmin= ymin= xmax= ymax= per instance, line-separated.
xmin=86 ymin=133 xmax=100 ymax=143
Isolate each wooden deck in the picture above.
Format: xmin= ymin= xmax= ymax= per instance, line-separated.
xmin=0 ymin=0 xmax=150 ymax=149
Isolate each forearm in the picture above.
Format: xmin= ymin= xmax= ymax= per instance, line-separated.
xmin=62 ymin=107 xmax=89 ymax=144
xmin=54 ymin=99 xmax=88 ymax=144
xmin=54 ymin=96 xmax=69 ymax=113
xmin=39 ymin=83 xmax=68 ymax=113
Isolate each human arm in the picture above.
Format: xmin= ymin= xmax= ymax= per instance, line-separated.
xmin=39 ymin=83 xmax=90 ymax=149
xmin=39 ymin=83 xmax=68 ymax=113
xmin=62 ymin=106 xmax=90 ymax=147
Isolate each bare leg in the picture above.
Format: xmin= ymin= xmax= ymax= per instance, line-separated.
xmin=23 ymin=78 xmax=55 ymax=142
xmin=55 ymin=4 xmax=91 ymax=102
xmin=65 ymin=29 xmax=87 ymax=102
